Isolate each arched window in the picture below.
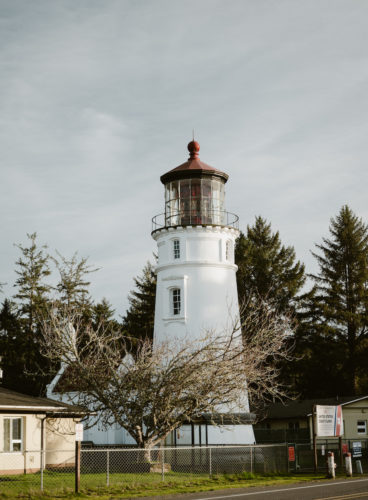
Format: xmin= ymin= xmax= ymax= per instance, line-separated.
xmin=173 ymin=239 xmax=180 ymax=259
xmin=172 ymin=288 xmax=181 ymax=315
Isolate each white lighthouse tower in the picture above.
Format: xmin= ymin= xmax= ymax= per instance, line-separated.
xmin=152 ymin=141 xmax=255 ymax=446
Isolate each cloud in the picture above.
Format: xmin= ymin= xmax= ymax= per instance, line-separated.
xmin=1 ymin=0 xmax=368 ymax=313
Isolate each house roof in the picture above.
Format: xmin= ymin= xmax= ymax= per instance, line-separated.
xmin=264 ymin=396 xmax=368 ymax=420
xmin=0 ymin=386 xmax=86 ymax=416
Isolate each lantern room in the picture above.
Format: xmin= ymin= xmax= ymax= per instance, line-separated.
xmin=153 ymin=141 xmax=238 ymax=231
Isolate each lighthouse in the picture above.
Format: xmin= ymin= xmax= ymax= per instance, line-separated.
xmin=152 ymin=141 xmax=255 ymax=445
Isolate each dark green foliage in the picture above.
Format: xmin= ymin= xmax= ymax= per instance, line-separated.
xmin=0 ymin=297 xmax=53 ymax=395
xmin=0 ymin=235 xmax=105 ymax=396
xmin=235 ymin=216 xmax=305 ymax=313
xmin=92 ymin=298 xmax=122 ymax=333
xmin=0 ymin=299 xmax=21 ymax=388
xmin=303 ymin=206 xmax=368 ymax=395
xmin=52 ymin=251 xmax=98 ymax=310
xmin=14 ymin=233 xmax=51 ymax=332
xmin=5 ymin=234 xmax=54 ymax=395
xmin=122 ymin=261 xmax=156 ymax=342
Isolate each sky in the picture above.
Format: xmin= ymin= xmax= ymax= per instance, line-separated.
xmin=1 ymin=0 xmax=368 ymax=317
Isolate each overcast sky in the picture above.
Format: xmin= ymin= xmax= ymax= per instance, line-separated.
xmin=1 ymin=0 xmax=368 ymax=316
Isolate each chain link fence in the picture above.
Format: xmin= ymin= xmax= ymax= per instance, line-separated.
xmin=1 ymin=441 xmax=367 ymax=495
xmin=288 ymin=439 xmax=368 ymax=474
xmin=0 ymin=449 xmax=75 ymax=496
xmin=0 ymin=444 xmax=287 ymax=495
xmin=79 ymin=444 xmax=288 ymax=489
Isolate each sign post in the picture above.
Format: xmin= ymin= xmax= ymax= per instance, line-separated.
xmin=312 ymin=405 xmax=317 ymax=473
xmin=75 ymin=423 xmax=83 ymax=493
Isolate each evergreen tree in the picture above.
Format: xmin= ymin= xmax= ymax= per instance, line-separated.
xmin=92 ymin=298 xmax=121 ymax=333
xmin=308 ymin=205 xmax=368 ymax=395
xmin=53 ymin=251 xmax=98 ymax=311
xmin=235 ymin=216 xmax=305 ymax=313
xmin=14 ymin=233 xmax=51 ymax=332
xmin=122 ymin=261 xmax=156 ymax=341
xmin=6 ymin=234 xmax=54 ymax=395
xmin=0 ymin=299 xmax=22 ymax=389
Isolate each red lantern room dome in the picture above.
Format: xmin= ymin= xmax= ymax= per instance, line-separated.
xmin=160 ymin=141 xmax=228 ymax=185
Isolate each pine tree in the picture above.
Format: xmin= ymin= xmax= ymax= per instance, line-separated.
xmin=53 ymin=251 xmax=98 ymax=311
xmin=92 ymin=298 xmax=121 ymax=333
xmin=122 ymin=261 xmax=156 ymax=341
xmin=0 ymin=299 xmax=22 ymax=390
xmin=10 ymin=233 xmax=53 ymax=395
xmin=235 ymin=216 xmax=305 ymax=313
xmin=309 ymin=205 xmax=368 ymax=395
xmin=14 ymin=233 xmax=51 ymax=332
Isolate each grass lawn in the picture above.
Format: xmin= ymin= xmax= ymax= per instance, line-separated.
xmin=0 ymin=470 xmax=330 ymax=499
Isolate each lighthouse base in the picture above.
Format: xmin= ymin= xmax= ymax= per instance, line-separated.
xmin=208 ymin=425 xmax=255 ymax=445
xmin=166 ymin=423 xmax=255 ymax=446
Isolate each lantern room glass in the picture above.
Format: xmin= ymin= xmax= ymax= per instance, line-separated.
xmin=164 ymin=177 xmax=226 ymax=227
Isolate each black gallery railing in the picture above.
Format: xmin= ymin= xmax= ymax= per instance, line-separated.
xmin=152 ymin=210 xmax=239 ymax=232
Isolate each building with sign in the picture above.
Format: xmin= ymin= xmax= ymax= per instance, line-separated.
xmin=254 ymin=396 xmax=368 ymax=444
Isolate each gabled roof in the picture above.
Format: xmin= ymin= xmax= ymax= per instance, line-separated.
xmin=264 ymin=396 xmax=368 ymax=420
xmin=0 ymin=386 xmax=85 ymax=416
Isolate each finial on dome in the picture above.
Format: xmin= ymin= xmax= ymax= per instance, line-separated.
xmin=187 ymin=140 xmax=200 ymax=160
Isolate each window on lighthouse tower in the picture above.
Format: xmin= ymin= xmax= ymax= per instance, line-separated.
xmin=173 ymin=239 xmax=180 ymax=259
xmin=226 ymin=240 xmax=231 ymax=261
xmin=172 ymin=288 xmax=181 ymax=315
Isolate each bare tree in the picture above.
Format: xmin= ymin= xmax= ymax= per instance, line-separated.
xmin=41 ymin=299 xmax=293 ymax=458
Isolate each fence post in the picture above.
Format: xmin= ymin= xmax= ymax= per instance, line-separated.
xmin=250 ymin=446 xmax=253 ymax=474
xmin=75 ymin=441 xmax=81 ymax=493
xmin=161 ymin=446 xmax=165 ymax=481
xmin=339 ymin=437 xmax=343 ymax=470
xmin=209 ymin=447 xmax=212 ymax=476
xmin=106 ymin=449 xmax=110 ymax=487
xmin=40 ymin=450 xmax=44 ymax=492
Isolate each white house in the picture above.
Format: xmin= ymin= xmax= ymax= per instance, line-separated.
xmin=0 ymin=386 xmax=84 ymax=474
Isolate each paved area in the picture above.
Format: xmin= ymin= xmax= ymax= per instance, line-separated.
xmin=137 ymin=477 xmax=368 ymax=500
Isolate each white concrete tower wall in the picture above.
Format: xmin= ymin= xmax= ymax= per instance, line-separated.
xmin=153 ymin=225 xmax=239 ymax=344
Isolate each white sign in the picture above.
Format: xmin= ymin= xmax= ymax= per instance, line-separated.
xmin=316 ymin=405 xmax=343 ymax=437
xmin=352 ymin=442 xmax=362 ymax=458
xmin=75 ymin=423 xmax=84 ymax=442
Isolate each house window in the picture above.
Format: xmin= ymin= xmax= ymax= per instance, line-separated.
xmin=172 ymin=288 xmax=181 ymax=315
xmin=357 ymin=420 xmax=367 ymax=434
xmin=3 ymin=418 xmax=22 ymax=452
xmin=173 ymin=239 xmax=180 ymax=259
